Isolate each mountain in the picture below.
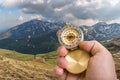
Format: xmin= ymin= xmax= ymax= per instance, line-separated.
xmin=0 ymin=20 xmax=120 ymax=54
xmin=80 ymin=22 xmax=120 ymax=41
xmin=0 ymin=19 xmax=63 ymax=54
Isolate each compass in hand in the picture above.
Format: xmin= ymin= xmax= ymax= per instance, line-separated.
xmin=58 ymin=23 xmax=90 ymax=74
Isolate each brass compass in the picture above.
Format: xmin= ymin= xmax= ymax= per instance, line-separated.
xmin=58 ymin=23 xmax=90 ymax=74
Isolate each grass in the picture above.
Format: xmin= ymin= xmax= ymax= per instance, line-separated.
xmin=37 ymin=51 xmax=57 ymax=65
xmin=0 ymin=49 xmax=34 ymax=61
xmin=0 ymin=48 xmax=57 ymax=65
xmin=0 ymin=49 xmax=58 ymax=80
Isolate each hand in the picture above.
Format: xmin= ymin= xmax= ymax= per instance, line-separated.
xmin=54 ymin=41 xmax=117 ymax=80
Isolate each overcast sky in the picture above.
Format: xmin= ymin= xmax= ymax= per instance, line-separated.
xmin=0 ymin=0 xmax=120 ymax=30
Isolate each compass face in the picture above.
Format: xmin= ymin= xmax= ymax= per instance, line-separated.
xmin=58 ymin=23 xmax=84 ymax=49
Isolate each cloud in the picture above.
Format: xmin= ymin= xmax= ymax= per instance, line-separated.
xmin=18 ymin=16 xmax=25 ymax=22
xmin=30 ymin=15 xmax=44 ymax=20
xmin=2 ymin=0 xmax=17 ymax=7
xmin=2 ymin=0 xmax=120 ymax=25
xmin=0 ymin=0 xmax=5 ymax=4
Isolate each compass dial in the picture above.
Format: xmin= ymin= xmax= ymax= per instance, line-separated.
xmin=58 ymin=23 xmax=84 ymax=49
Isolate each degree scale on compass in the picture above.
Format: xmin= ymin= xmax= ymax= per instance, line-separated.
xmin=61 ymin=28 xmax=80 ymax=46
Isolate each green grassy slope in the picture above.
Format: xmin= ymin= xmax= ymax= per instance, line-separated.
xmin=0 ymin=49 xmax=57 ymax=64
xmin=37 ymin=51 xmax=57 ymax=65
xmin=0 ymin=49 xmax=58 ymax=80
xmin=0 ymin=49 xmax=34 ymax=61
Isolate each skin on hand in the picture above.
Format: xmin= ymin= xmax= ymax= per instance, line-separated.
xmin=54 ymin=41 xmax=117 ymax=80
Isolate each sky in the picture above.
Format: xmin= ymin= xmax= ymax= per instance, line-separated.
xmin=0 ymin=0 xmax=120 ymax=30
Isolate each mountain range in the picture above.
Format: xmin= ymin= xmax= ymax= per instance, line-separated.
xmin=0 ymin=20 xmax=119 ymax=54
xmin=81 ymin=22 xmax=120 ymax=41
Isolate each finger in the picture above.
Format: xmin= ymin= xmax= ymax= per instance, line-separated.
xmin=56 ymin=57 xmax=67 ymax=68
xmin=57 ymin=46 xmax=68 ymax=57
xmin=54 ymin=66 xmax=67 ymax=80
xmin=54 ymin=66 xmax=64 ymax=76
xmin=60 ymin=70 xmax=68 ymax=80
xmin=79 ymin=40 xmax=109 ymax=55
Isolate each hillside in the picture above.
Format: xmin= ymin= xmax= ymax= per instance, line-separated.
xmin=0 ymin=56 xmax=58 ymax=80
xmin=0 ymin=49 xmax=58 ymax=80
xmin=102 ymin=36 xmax=120 ymax=53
